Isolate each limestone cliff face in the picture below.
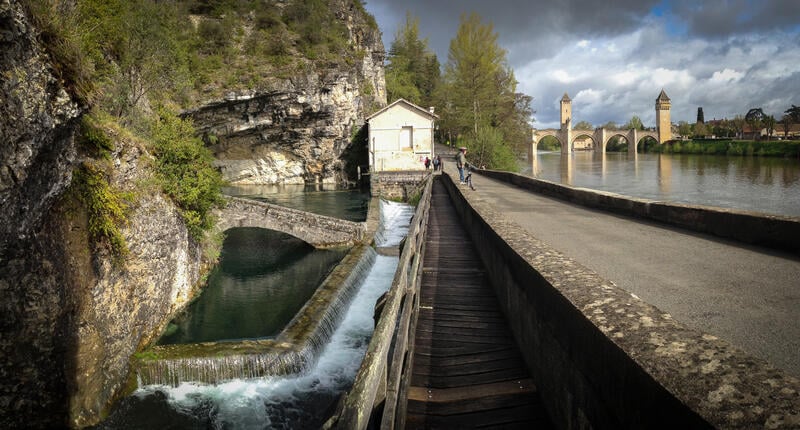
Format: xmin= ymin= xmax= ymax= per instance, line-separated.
xmin=58 ymin=138 xmax=208 ymax=428
xmin=0 ymin=1 xmax=208 ymax=427
xmin=0 ymin=0 xmax=81 ymax=426
xmin=188 ymin=0 xmax=386 ymax=185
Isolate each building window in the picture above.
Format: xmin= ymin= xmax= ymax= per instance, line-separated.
xmin=400 ymin=126 xmax=413 ymax=150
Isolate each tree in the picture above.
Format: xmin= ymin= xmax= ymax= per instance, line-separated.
xmin=385 ymin=13 xmax=440 ymax=107
xmin=731 ymin=115 xmax=745 ymax=139
xmin=440 ymin=12 xmax=533 ymax=169
xmin=782 ymin=114 xmax=792 ymax=139
xmin=745 ymin=108 xmax=765 ymax=140
xmin=443 ymin=13 xmax=507 ymax=136
xmin=624 ymin=115 xmax=644 ymax=130
xmin=763 ymin=115 xmax=776 ymax=140
xmin=693 ymin=122 xmax=707 ymax=138
xmin=785 ymin=105 xmax=800 ymax=123
xmin=678 ymin=121 xmax=692 ymax=138
xmin=573 ymin=120 xmax=593 ymax=130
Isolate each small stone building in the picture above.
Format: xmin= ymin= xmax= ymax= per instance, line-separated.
xmin=366 ymin=99 xmax=438 ymax=172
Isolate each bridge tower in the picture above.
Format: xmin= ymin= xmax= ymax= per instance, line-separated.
xmin=655 ymin=89 xmax=671 ymax=143
xmin=560 ymin=93 xmax=572 ymax=130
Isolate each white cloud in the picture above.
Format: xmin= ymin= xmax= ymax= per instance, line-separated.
xmin=577 ymin=39 xmax=590 ymax=48
xmin=551 ymin=69 xmax=574 ymax=83
xmin=709 ymin=68 xmax=744 ymax=83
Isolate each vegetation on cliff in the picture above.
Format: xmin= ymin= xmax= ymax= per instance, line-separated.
xmin=23 ymin=0 xmax=378 ymax=243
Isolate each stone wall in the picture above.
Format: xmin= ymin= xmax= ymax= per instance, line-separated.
xmin=440 ymin=172 xmax=800 ymax=429
xmin=370 ymin=171 xmax=430 ymax=200
xmin=478 ymin=169 xmax=800 ymax=255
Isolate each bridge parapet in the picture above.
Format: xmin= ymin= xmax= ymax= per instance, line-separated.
xmin=457 ymin=169 xmax=800 ymax=429
xmin=215 ymin=196 xmax=366 ymax=247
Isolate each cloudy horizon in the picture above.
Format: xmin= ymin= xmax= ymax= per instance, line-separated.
xmin=363 ymin=0 xmax=800 ymax=130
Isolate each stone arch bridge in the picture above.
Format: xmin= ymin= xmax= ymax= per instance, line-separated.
xmin=214 ymin=196 xmax=365 ymax=247
xmin=532 ymin=127 xmax=660 ymax=154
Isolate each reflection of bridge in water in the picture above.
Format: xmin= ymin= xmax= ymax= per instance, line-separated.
xmin=532 ymin=90 xmax=672 ymax=155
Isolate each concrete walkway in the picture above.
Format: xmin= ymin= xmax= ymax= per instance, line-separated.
xmin=459 ymin=169 xmax=800 ymax=378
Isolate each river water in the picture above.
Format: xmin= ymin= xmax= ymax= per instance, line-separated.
xmin=94 ymin=188 xmax=415 ymax=429
xmin=524 ymin=152 xmax=800 ymax=217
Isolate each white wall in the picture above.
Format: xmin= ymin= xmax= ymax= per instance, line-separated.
xmin=368 ymin=103 xmax=434 ymax=171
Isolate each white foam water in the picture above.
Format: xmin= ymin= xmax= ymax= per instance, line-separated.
xmin=136 ymin=254 xmax=398 ymax=429
xmin=107 ymin=199 xmax=414 ymax=429
xmin=374 ymin=199 xmax=416 ymax=247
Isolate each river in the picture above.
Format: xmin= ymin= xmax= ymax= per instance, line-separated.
xmin=524 ymin=152 xmax=800 ymax=217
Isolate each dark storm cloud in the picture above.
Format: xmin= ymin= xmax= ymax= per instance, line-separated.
xmin=671 ymin=0 xmax=800 ymax=38
xmin=364 ymin=0 xmax=800 ymax=129
xmin=368 ymin=0 xmax=661 ymax=63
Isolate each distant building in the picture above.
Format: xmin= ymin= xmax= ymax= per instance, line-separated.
xmin=366 ymin=99 xmax=438 ymax=172
xmin=656 ymin=90 xmax=672 ymax=142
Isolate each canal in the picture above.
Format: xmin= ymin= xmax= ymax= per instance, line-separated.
xmin=525 ymin=152 xmax=800 ymax=217
xmin=94 ymin=186 xmax=415 ymax=429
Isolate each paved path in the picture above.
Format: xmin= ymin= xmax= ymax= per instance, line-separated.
xmin=466 ymin=172 xmax=800 ymax=378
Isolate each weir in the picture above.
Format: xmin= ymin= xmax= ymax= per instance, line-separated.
xmin=136 ymin=245 xmax=376 ymax=386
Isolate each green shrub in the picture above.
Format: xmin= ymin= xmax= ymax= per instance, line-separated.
xmin=149 ymin=109 xmax=226 ymax=240
xmin=78 ymin=114 xmax=115 ymax=157
xmin=70 ymin=162 xmax=129 ymax=261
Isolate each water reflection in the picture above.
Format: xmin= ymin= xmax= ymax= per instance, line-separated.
xmin=158 ymin=228 xmax=348 ymax=345
xmin=523 ymin=151 xmax=800 ymax=216
xmin=223 ymin=184 xmax=370 ymax=222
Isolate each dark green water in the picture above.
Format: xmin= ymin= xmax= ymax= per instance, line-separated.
xmin=158 ymin=185 xmax=369 ymax=345
xmin=158 ymin=228 xmax=348 ymax=344
xmin=223 ymin=184 xmax=370 ymax=221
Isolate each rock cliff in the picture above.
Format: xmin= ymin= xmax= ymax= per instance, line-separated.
xmin=188 ymin=0 xmax=386 ymax=185
xmin=0 ymin=1 xmax=208 ymax=427
xmin=1 ymin=0 xmax=385 ymax=427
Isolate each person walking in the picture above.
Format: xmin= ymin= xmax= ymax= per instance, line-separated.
xmin=424 ymin=156 xmax=431 ymax=170
xmin=456 ymin=147 xmax=467 ymax=183
xmin=432 ymin=155 xmax=440 ymax=171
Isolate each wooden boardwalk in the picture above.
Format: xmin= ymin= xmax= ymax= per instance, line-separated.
xmin=404 ymin=179 xmax=553 ymax=428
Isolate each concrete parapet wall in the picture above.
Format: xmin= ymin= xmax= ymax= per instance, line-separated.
xmin=477 ymin=169 xmax=800 ymax=255
xmin=215 ymin=196 xmax=366 ymax=247
xmin=440 ymin=172 xmax=800 ymax=429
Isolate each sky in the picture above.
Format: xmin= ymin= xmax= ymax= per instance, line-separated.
xmin=363 ymin=0 xmax=800 ymax=129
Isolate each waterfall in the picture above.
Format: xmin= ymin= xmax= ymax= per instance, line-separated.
xmin=374 ymin=199 xmax=416 ymax=247
xmin=99 ymin=198 xmax=413 ymax=429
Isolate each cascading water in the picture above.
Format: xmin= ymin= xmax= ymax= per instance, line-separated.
xmin=94 ymin=199 xmax=413 ymax=429
xmin=374 ymin=199 xmax=416 ymax=247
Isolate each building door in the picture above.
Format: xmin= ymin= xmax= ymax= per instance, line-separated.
xmin=400 ymin=126 xmax=413 ymax=150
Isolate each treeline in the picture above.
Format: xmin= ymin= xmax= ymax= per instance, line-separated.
xmin=652 ymin=139 xmax=800 ymax=158
xmin=385 ymin=13 xmax=534 ymax=171
xmin=23 ymin=0 xmax=372 ymax=256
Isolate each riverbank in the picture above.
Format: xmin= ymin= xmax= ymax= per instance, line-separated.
xmin=649 ymin=139 xmax=800 ymax=157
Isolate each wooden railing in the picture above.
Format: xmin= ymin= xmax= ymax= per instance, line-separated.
xmin=332 ymin=176 xmax=434 ymax=429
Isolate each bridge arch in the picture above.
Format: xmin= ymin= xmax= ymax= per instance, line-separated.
xmin=214 ymin=197 xmax=365 ymax=247
xmin=637 ymin=135 xmax=659 ymax=152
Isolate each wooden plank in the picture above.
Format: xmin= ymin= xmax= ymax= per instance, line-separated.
xmin=402 ymin=178 xmax=554 ymax=429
